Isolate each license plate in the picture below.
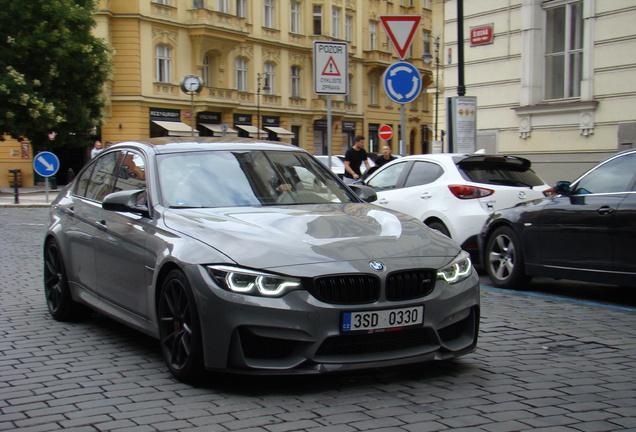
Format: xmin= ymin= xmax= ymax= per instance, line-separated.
xmin=341 ymin=306 xmax=424 ymax=333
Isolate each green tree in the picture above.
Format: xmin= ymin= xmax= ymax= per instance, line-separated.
xmin=0 ymin=0 xmax=111 ymax=150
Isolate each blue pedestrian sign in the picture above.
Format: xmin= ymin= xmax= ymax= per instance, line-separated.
xmin=383 ymin=61 xmax=422 ymax=104
xmin=33 ymin=151 xmax=60 ymax=178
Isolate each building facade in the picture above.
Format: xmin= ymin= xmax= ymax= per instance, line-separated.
xmin=95 ymin=0 xmax=437 ymax=158
xmin=443 ymin=0 xmax=636 ymax=183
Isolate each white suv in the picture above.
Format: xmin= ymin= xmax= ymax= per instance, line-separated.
xmin=362 ymin=153 xmax=553 ymax=257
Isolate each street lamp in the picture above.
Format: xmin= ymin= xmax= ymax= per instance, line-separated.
xmin=256 ymin=73 xmax=270 ymax=139
xmin=423 ymin=36 xmax=441 ymax=141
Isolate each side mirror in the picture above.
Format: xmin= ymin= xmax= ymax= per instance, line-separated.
xmin=103 ymin=189 xmax=150 ymax=216
xmin=347 ymin=184 xmax=377 ymax=203
xmin=553 ymin=181 xmax=572 ymax=196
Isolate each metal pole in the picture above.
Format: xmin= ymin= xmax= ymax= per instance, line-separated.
xmin=434 ymin=37 xmax=440 ymax=141
xmin=257 ymin=73 xmax=261 ymax=139
xmin=327 ymin=95 xmax=332 ymax=161
xmin=190 ymin=92 xmax=195 ymax=137
xmin=457 ymin=0 xmax=466 ymax=96
xmin=400 ymin=104 xmax=406 ymax=155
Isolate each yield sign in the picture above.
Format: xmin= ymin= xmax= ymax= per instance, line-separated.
xmin=379 ymin=15 xmax=422 ymax=60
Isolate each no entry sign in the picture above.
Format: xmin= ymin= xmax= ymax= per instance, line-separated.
xmin=379 ymin=125 xmax=393 ymax=141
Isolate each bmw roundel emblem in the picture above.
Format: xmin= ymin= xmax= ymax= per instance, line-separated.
xmin=369 ymin=261 xmax=385 ymax=272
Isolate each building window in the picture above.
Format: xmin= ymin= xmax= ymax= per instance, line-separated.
xmin=155 ymin=44 xmax=171 ymax=83
xmin=217 ymin=0 xmax=229 ymax=13
xmin=369 ymin=21 xmax=378 ymax=50
xmin=369 ymin=74 xmax=378 ymax=105
xmin=345 ymin=15 xmax=353 ymax=42
xmin=201 ymin=55 xmax=210 ymax=87
xmin=291 ymin=66 xmax=301 ymax=97
xmin=264 ymin=0 xmax=275 ymax=28
xmin=545 ymin=1 xmax=584 ymax=100
xmin=313 ymin=5 xmax=322 ymax=35
xmin=236 ymin=0 xmax=246 ymax=17
xmin=290 ymin=1 xmax=300 ymax=33
xmin=423 ymin=30 xmax=432 ymax=61
xmin=156 ymin=0 xmax=170 ymax=5
xmin=263 ymin=61 xmax=275 ymax=94
xmin=332 ymin=7 xmax=341 ymax=39
xmin=291 ymin=125 xmax=300 ymax=146
xmin=235 ymin=57 xmax=247 ymax=92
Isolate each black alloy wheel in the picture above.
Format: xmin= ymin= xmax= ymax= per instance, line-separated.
xmin=485 ymin=226 xmax=531 ymax=290
xmin=158 ymin=270 xmax=204 ymax=382
xmin=44 ymin=239 xmax=92 ymax=321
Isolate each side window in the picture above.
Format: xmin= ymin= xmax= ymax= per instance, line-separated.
xmin=403 ymin=161 xmax=443 ymax=188
xmin=574 ymin=153 xmax=636 ymax=195
xmin=113 ymin=152 xmax=147 ymax=193
xmin=366 ymin=162 xmax=407 ymax=191
xmin=83 ymin=151 xmax=123 ymax=202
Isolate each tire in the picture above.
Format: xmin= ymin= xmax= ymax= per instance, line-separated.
xmin=427 ymin=221 xmax=451 ymax=238
xmin=158 ymin=270 xmax=205 ymax=383
xmin=484 ymin=226 xmax=531 ymax=290
xmin=43 ymin=239 xmax=92 ymax=321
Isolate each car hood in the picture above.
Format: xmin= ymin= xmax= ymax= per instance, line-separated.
xmin=163 ymin=203 xmax=458 ymax=270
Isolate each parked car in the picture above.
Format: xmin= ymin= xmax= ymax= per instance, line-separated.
xmin=480 ymin=148 xmax=636 ymax=289
xmin=361 ymin=152 xmax=553 ymax=257
xmin=44 ymin=137 xmax=480 ymax=383
xmin=315 ymin=155 xmax=345 ymax=178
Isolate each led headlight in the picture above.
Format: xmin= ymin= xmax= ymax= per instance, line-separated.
xmin=208 ymin=265 xmax=301 ymax=297
xmin=437 ymin=251 xmax=473 ymax=284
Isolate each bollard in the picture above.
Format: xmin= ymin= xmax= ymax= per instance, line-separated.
xmin=9 ymin=168 xmax=20 ymax=204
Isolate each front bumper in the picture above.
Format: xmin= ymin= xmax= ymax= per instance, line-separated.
xmin=185 ymin=263 xmax=480 ymax=375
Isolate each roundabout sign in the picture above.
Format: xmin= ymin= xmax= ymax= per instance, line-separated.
xmin=383 ymin=61 xmax=422 ymax=104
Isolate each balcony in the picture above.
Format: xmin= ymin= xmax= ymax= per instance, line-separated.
xmin=187 ymin=8 xmax=249 ymax=36
xmin=363 ymin=50 xmax=394 ymax=68
xmin=204 ymin=87 xmax=241 ymax=106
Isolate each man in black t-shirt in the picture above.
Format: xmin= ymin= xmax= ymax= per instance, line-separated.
xmin=343 ymin=135 xmax=370 ymax=184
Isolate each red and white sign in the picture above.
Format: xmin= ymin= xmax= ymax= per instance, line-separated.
xmin=379 ymin=15 xmax=421 ymax=60
xmin=470 ymin=24 xmax=494 ymax=46
xmin=379 ymin=125 xmax=393 ymax=141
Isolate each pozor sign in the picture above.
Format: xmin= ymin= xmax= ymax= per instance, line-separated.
xmin=313 ymin=41 xmax=348 ymax=95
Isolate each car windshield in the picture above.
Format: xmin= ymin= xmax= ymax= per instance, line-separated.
xmin=158 ymin=150 xmax=357 ymax=208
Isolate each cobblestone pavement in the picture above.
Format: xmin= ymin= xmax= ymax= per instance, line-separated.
xmin=1 ymin=209 xmax=635 ymax=432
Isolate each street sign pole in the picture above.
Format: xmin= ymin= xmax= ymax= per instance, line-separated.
xmin=327 ymin=95 xmax=332 ymax=166
xmin=400 ymin=105 xmax=406 ymax=155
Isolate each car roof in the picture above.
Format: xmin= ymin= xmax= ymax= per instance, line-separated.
xmin=109 ymin=137 xmax=300 ymax=155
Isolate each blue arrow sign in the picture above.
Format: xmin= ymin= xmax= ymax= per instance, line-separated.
xmin=383 ymin=61 xmax=422 ymax=104
xmin=33 ymin=151 xmax=60 ymax=178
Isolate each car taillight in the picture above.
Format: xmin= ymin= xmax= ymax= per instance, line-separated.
xmin=448 ymin=184 xmax=494 ymax=199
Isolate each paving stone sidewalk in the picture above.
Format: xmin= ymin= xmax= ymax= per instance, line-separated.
xmin=1 ymin=209 xmax=635 ymax=432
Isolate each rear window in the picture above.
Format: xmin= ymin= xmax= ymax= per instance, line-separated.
xmin=456 ymin=156 xmax=545 ymax=187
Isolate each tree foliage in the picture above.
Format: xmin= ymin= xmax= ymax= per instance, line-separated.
xmin=0 ymin=0 xmax=111 ymax=150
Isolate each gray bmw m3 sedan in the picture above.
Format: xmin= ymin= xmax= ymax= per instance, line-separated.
xmin=44 ymin=137 xmax=480 ymax=382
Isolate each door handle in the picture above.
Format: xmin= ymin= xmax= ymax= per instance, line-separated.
xmin=597 ymin=206 xmax=615 ymax=215
xmin=96 ymin=220 xmax=107 ymax=230
xmin=420 ymin=193 xmax=432 ymax=200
